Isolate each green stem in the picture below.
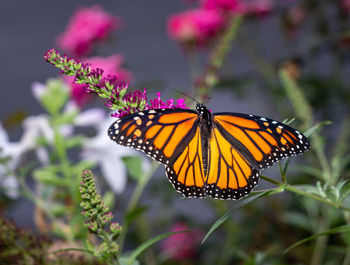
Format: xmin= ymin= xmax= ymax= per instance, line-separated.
xmin=126 ymin=161 xmax=160 ymax=212
xmin=196 ymin=15 xmax=242 ymax=96
xmin=260 ymin=175 xmax=350 ymax=211
xmin=310 ymin=206 xmax=331 ymax=265
xmin=342 ymin=238 xmax=350 ymax=265
xmin=278 ymin=162 xmax=287 ymax=183
xmin=119 ymin=161 xmax=160 ymax=251
xmin=97 ymin=218 xmax=120 ymax=265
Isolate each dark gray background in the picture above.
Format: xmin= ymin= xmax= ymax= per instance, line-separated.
xmin=0 ymin=0 xmax=289 ymax=125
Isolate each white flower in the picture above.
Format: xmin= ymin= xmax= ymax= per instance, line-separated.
xmin=82 ymin=115 xmax=150 ymax=194
xmin=0 ymin=123 xmax=21 ymax=198
xmin=31 ymin=82 xmax=47 ymax=101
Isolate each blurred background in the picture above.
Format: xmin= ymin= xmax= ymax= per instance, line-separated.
xmin=1 ymin=0 xmax=350 ymax=264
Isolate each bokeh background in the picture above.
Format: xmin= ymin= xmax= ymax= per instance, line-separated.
xmin=1 ymin=0 xmax=350 ymax=264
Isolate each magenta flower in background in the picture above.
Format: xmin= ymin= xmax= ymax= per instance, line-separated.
xmin=284 ymin=5 xmax=307 ymax=37
xmin=201 ymin=0 xmax=242 ymax=13
xmin=242 ymin=0 xmax=274 ymax=17
xmin=64 ymin=54 xmax=132 ymax=106
xmin=57 ymin=5 xmax=122 ymax=57
xmin=342 ymin=0 xmax=350 ymax=14
xmin=167 ymin=9 xmax=224 ymax=45
xmin=161 ymin=222 xmax=202 ymax=261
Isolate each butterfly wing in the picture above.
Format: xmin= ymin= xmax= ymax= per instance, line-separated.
xmin=213 ymin=113 xmax=310 ymax=169
xmin=204 ymin=113 xmax=309 ymax=200
xmin=165 ymin=126 xmax=207 ymax=198
xmin=206 ymin=126 xmax=260 ymax=199
xmin=108 ymin=109 xmax=207 ymax=197
xmin=108 ymin=109 xmax=198 ymax=164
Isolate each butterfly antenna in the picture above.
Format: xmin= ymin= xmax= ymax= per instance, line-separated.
xmin=172 ymin=88 xmax=200 ymax=104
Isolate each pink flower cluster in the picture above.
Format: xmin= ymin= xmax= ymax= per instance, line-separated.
xmin=147 ymin=92 xmax=187 ymax=110
xmin=342 ymin=0 xmax=350 ymax=14
xmin=161 ymin=222 xmax=202 ymax=261
xmin=167 ymin=0 xmax=274 ymax=45
xmin=110 ymin=89 xmax=188 ymax=118
xmin=201 ymin=0 xmax=242 ymax=12
xmin=64 ymin=54 xmax=132 ymax=106
xmin=168 ymin=9 xmax=224 ymax=45
xmin=57 ymin=5 xmax=122 ymax=57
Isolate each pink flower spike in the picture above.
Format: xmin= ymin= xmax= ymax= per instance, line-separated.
xmin=63 ymin=54 xmax=132 ymax=107
xmin=167 ymin=9 xmax=224 ymax=45
xmin=56 ymin=5 xmax=122 ymax=57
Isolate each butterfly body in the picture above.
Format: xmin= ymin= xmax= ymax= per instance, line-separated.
xmin=108 ymin=104 xmax=310 ymax=200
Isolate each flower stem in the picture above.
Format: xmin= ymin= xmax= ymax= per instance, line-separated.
xmin=260 ymin=175 xmax=350 ymax=211
xmin=126 ymin=161 xmax=160 ymax=212
xmin=196 ymin=15 xmax=242 ymax=96
xmin=119 ymin=161 xmax=160 ymax=251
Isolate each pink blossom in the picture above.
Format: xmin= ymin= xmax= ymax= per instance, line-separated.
xmin=201 ymin=0 xmax=243 ymax=13
xmin=147 ymin=92 xmax=188 ymax=110
xmin=111 ymin=91 xmax=188 ymax=118
xmin=64 ymin=54 xmax=132 ymax=106
xmin=57 ymin=5 xmax=122 ymax=57
xmin=342 ymin=0 xmax=350 ymax=14
xmin=167 ymin=9 xmax=224 ymax=45
xmin=284 ymin=6 xmax=307 ymax=37
xmin=242 ymin=0 xmax=274 ymax=17
xmin=161 ymin=222 xmax=202 ymax=261
xmin=110 ymin=87 xmax=148 ymax=118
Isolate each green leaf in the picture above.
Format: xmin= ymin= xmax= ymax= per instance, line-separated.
xmin=282 ymin=157 xmax=291 ymax=176
xmin=33 ymin=168 xmax=67 ymax=186
xmin=282 ymin=117 xmax=295 ymax=125
xmin=48 ymin=247 xmax=94 ymax=256
xmin=121 ymin=231 xmax=187 ymax=265
xmin=304 ymin=121 xmax=332 ymax=137
xmin=65 ymin=135 xmax=85 ymax=148
xmin=102 ymin=191 xmax=115 ymax=209
xmin=294 ymin=165 xmax=324 ymax=179
xmin=73 ymin=160 xmax=96 ymax=176
xmin=122 ymin=156 xmax=143 ymax=180
xmin=119 ymin=257 xmax=140 ymax=265
xmin=282 ymin=212 xmax=313 ymax=232
xmin=202 ymin=189 xmax=275 ymax=244
xmin=40 ymin=79 xmax=69 ymax=116
xmin=55 ymin=109 xmax=78 ymax=125
xmin=339 ymin=182 xmax=350 ymax=204
xmin=284 ymin=224 xmax=350 ymax=253
xmin=50 ymin=203 xmax=67 ymax=217
xmin=125 ymin=206 xmax=149 ymax=226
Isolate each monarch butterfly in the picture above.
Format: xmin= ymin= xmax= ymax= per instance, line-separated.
xmin=108 ymin=104 xmax=310 ymax=200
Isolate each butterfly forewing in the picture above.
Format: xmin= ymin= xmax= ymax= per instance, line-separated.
xmin=108 ymin=109 xmax=198 ymax=165
xmin=213 ymin=113 xmax=310 ymax=170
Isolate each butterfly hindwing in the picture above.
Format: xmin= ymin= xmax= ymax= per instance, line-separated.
xmin=165 ymin=127 xmax=207 ymax=198
xmin=213 ymin=113 xmax=310 ymax=170
xmin=206 ymin=126 xmax=259 ymax=199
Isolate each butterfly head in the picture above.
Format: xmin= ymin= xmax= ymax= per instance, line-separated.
xmin=196 ymin=103 xmax=212 ymax=125
xmin=196 ymin=103 xmax=207 ymax=114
